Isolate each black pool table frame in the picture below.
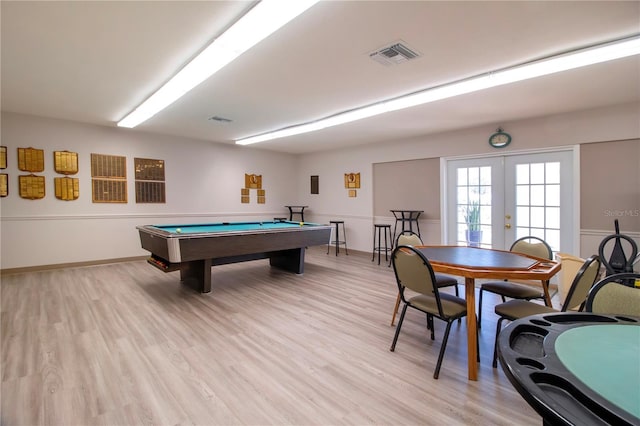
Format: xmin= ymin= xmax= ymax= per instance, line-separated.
xmin=138 ymin=223 xmax=332 ymax=293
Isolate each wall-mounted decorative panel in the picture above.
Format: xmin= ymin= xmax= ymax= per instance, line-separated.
xmin=92 ymin=179 xmax=127 ymax=203
xmin=245 ymin=174 xmax=262 ymax=189
xmin=54 ymin=151 xmax=79 ymax=175
xmin=0 ymin=174 xmax=7 ymax=197
xmin=54 ymin=177 xmax=80 ymax=201
xmin=344 ymin=172 xmax=360 ymax=189
xmin=19 ymin=174 xmax=46 ymax=199
xmin=135 ymin=181 xmax=166 ymax=203
xmin=134 ymin=158 xmax=165 ymax=181
xmin=0 ymin=146 xmax=7 ymax=169
xmin=134 ymin=158 xmax=166 ymax=203
xmin=91 ymin=153 xmax=127 ymax=203
xmin=18 ymin=147 xmax=45 ymax=172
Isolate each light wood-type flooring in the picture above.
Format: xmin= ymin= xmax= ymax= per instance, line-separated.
xmin=1 ymin=246 xmax=543 ymax=425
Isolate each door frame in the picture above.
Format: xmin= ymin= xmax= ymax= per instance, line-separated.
xmin=440 ymin=145 xmax=580 ymax=254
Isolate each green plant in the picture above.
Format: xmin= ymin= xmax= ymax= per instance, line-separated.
xmin=464 ymin=201 xmax=481 ymax=231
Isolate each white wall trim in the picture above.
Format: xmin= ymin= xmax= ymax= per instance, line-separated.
xmin=581 ymin=228 xmax=640 ymax=239
xmin=0 ymin=212 xmax=287 ymax=222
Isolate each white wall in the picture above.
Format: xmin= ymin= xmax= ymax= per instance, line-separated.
xmin=0 ymin=112 xmax=297 ymax=269
xmin=295 ymin=102 xmax=640 ymax=257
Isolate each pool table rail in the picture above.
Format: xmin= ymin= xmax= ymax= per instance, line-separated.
xmin=137 ymin=222 xmax=332 ymax=293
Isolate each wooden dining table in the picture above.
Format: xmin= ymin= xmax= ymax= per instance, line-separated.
xmin=416 ymin=245 xmax=561 ymax=381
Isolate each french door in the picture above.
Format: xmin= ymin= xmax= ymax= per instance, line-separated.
xmin=445 ymin=149 xmax=576 ymax=253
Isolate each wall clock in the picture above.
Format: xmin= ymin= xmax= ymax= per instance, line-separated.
xmin=489 ymin=128 xmax=511 ymax=148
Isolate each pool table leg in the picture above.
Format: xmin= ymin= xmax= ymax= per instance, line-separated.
xmin=269 ymin=248 xmax=305 ymax=274
xmin=180 ymin=259 xmax=212 ymax=293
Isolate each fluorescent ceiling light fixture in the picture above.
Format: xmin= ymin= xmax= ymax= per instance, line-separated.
xmin=118 ymin=0 xmax=319 ymax=128
xmin=236 ymin=34 xmax=640 ymax=146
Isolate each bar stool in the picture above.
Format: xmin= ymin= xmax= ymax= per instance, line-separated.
xmin=372 ymin=224 xmax=392 ymax=265
xmin=327 ymin=220 xmax=348 ymax=256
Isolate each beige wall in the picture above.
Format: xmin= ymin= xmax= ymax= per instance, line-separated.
xmin=373 ymin=158 xmax=440 ymax=220
xmin=580 ymin=139 xmax=640 ymax=233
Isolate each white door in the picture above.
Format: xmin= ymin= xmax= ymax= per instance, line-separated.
xmin=445 ymin=149 xmax=576 ymax=253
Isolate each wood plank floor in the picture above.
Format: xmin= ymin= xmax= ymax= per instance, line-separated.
xmin=1 ymin=246 xmax=542 ymax=425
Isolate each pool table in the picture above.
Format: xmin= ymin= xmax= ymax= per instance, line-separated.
xmin=137 ymin=221 xmax=332 ymax=293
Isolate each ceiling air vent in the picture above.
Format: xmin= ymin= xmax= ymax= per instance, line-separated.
xmin=369 ymin=41 xmax=420 ymax=66
xmin=208 ymin=115 xmax=233 ymax=123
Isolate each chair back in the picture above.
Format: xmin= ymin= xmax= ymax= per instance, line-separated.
xmin=598 ymin=221 xmax=638 ymax=276
xmin=397 ymin=231 xmax=423 ymax=247
xmin=510 ymin=236 xmax=553 ymax=260
xmin=391 ymin=245 xmax=443 ymax=313
xmin=585 ymin=273 xmax=640 ymax=316
xmin=561 ymin=255 xmax=602 ymax=311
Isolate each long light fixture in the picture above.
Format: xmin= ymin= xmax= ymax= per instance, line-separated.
xmin=117 ymin=0 xmax=319 ymax=129
xmin=236 ymin=34 xmax=640 ymax=146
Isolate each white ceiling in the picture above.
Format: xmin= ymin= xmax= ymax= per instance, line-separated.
xmin=2 ymin=1 xmax=639 ymax=154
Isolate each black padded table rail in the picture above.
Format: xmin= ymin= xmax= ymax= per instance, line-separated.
xmin=497 ymin=312 xmax=640 ymax=426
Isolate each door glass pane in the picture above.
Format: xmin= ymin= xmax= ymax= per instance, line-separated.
xmin=516 ymin=164 xmax=529 ymax=184
xmin=546 ymin=184 xmax=560 ymax=206
xmin=456 ymin=166 xmax=492 ymax=248
xmin=515 ymin=161 xmax=562 ymax=252
xmin=546 ymin=162 xmax=560 ymax=184
xmin=530 ymin=185 xmax=545 ymax=206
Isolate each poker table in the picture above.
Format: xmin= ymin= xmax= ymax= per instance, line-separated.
xmin=416 ymin=245 xmax=560 ymax=380
xmin=137 ymin=220 xmax=331 ymax=293
xmin=497 ymin=312 xmax=640 ymax=425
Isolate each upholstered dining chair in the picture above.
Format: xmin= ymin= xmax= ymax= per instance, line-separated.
xmin=492 ymin=254 xmax=601 ymax=367
xmin=478 ymin=236 xmax=553 ymax=328
xmin=585 ymin=272 xmax=640 ymax=317
xmin=390 ymin=231 xmax=459 ymax=326
xmin=390 ymin=245 xmax=472 ymax=379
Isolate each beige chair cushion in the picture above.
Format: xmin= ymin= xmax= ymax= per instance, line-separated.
xmin=408 ymin=293 xmax=467 ymax=318
xmin=494 ymin=299 xmax=557 ymax=321
xmin=481 ymin=281 xmax=543 ymax=299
